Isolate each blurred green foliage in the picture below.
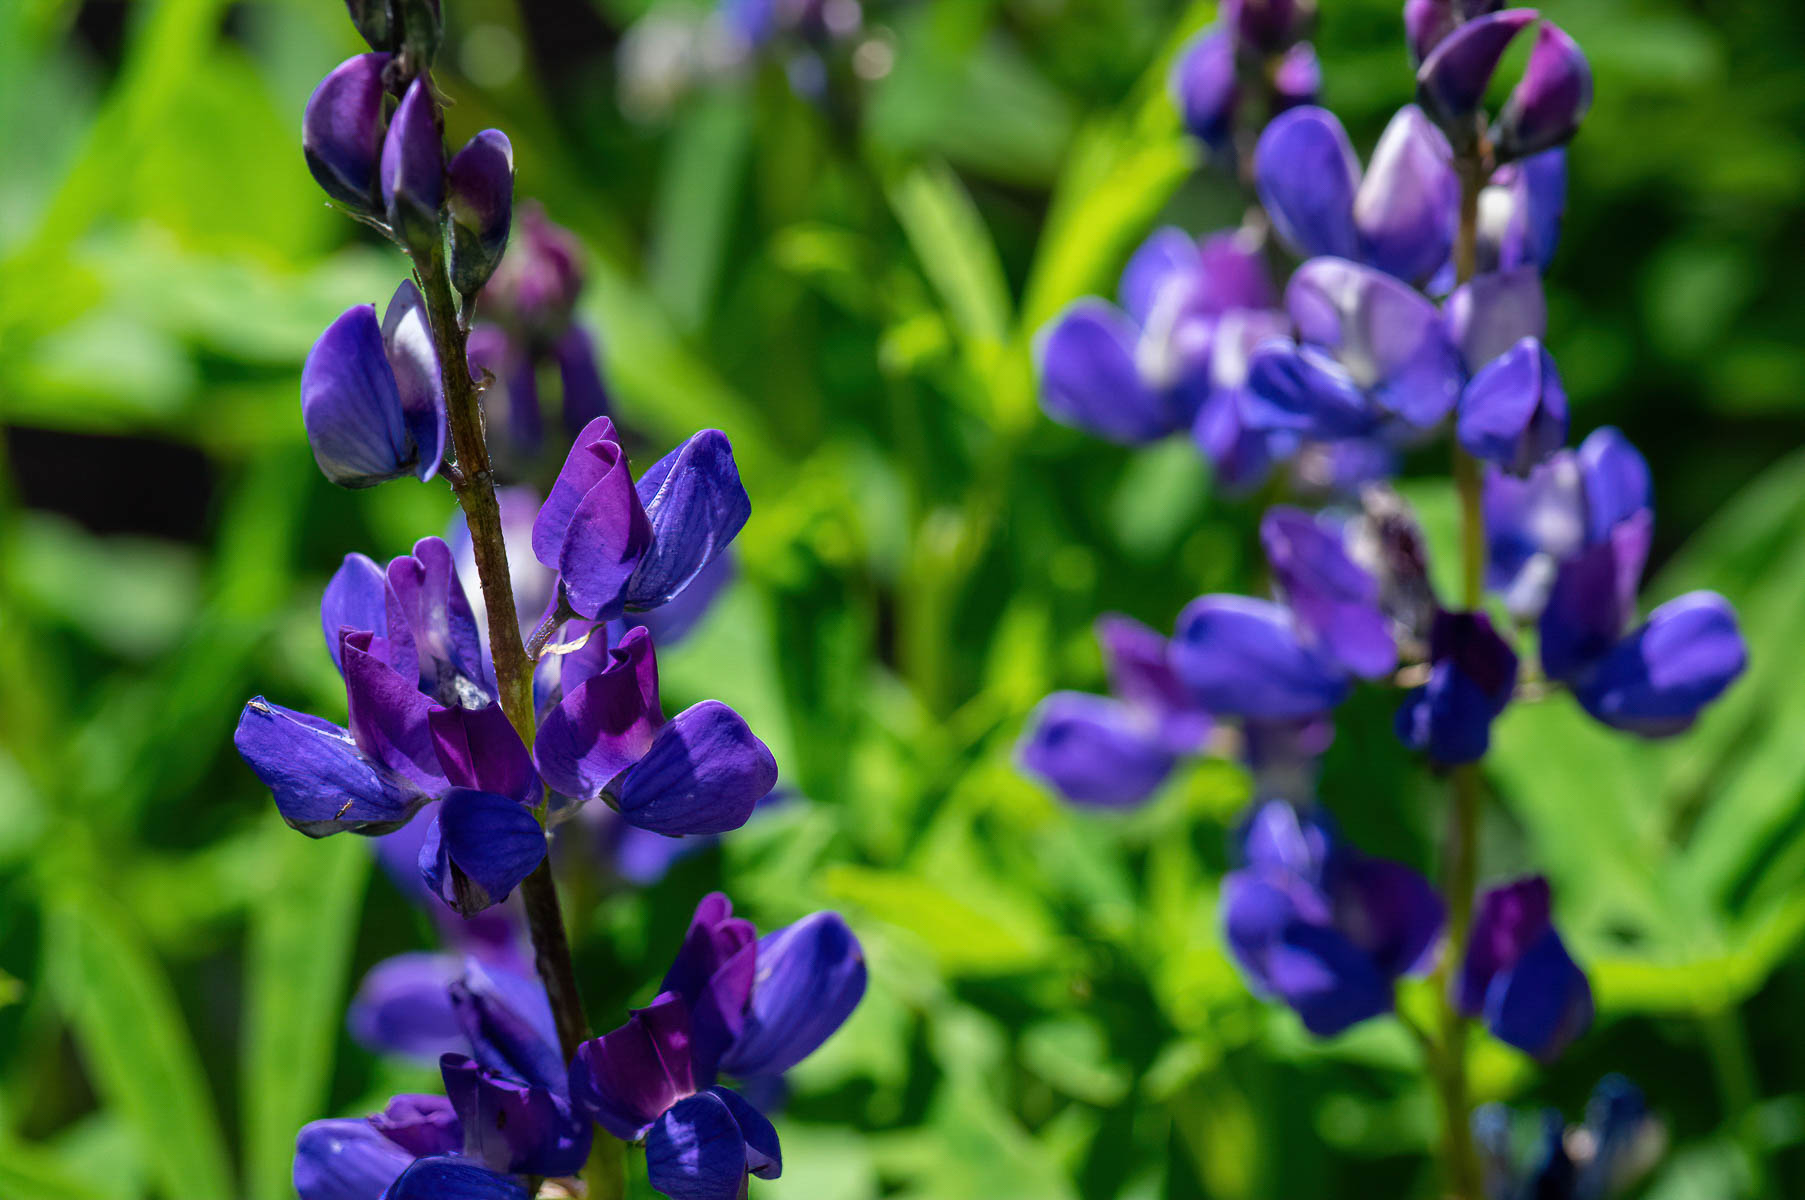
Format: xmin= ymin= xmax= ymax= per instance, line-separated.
xmin=3 ymin=0 xmax=1805 ymax=1196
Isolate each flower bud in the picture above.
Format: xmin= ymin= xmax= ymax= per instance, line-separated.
xmin=1492 ymin=21 xmax=1592 ymax=161
xmin=1226 ymin=0 xmax=1314 ymax=54
xmin=398 ymin=0 xmax=443 ymax=68
xmin=1415 ymin=8 xmax=1536 ymax=138
xmin=448 ymin=130 xmax=515 ymax=298
xmin=485 ymin=203 xmax=586 ymax=334
xmin=1403 ymin=0 xmax=1454 ymax=65
xmin=1170 ymin=29 xmax=1239 ymax=152
xmin=344 ymin=0 xmax=397 ymax=51
xmin=1271 ymin=42 xmax=1322 ymax=111
xmin=381 ymin=79 xmax=445 ymax=252
xmin=302 ymin=53 xmax=391 ymax=213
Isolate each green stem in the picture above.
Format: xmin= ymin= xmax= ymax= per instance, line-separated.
xmin=1428 ymin=121 xmax=1493 ymax=1200
xmin=1703 ymin=1006 xmax=1771 ymax=1195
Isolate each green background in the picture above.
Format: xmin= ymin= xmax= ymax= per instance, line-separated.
xmin=3 ymin=0 xmax=1804 ymax=1195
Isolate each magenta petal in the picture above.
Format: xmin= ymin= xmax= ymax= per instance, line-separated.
xmin=1494 ymin=21 xmax=1592 ymax=161
xmin=429 ymin=703 xmax=541 ymax=807
xmin=570 ymin=992 xmax=697 ymax=1141
xmin=534 ymin=626 xmax=664 ymax=801
xmin=301 ymin=53 xmax=391 ymax=211
xmin=609 ymin=701 xmax=778 ymax=835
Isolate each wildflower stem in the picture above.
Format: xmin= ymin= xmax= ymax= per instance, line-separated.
xmin=415 ymin=227 xmax=627 ymax=1200
xmin=1431 ymin=129 xmax=1493 ymax=1200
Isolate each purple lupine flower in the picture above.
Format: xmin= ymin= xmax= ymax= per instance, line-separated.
xmin=1475 ymin=149 xmax=1566 ymax=275
xmin=302 ymin=53 xmax=390 ymax=213
xmin=441 ymin=964 xmax=591 ymax=1177
xmin=1255 ymin=105 xmax=1458 ymax=285
xmin=1192 ymin=308 xmax=1299 ymax=493
xmin=447 ymin=130 xmax=515 ymax=298
xmin=1415 ymin=8 xmax=1539 ymax=135
xmin=535 ymin=626 xmax=776 ymax=835
xmin=532 ymin=418 xmax=749 ymax=622
xmin=1170 ymin=9 xmax=1319 ymax=153
xmin=1223 ymin=800 xmax=1444 ymax=1035
xmin=1170 ymin=29 xmax=1239 ymax=151
xmin=1245 ymin=257 xmax=1463 ymax=441
xmin=1475 ymin=1075 xmax=1661 ymax=1200
xmin=301 ymin=281 xmax=448 ymax=488
xmin=1457 ymin=335 xmax=1568 ymax=474
xmin=569 ymin=894 xmax=864 ymax=1200
xmin=1394 ymin=610 xmax=1519 ymax=764
xmin=1457 ymin=876 xmax=1592 ymax=1059
xmin=1038 ymin=226 xmax=1280 ymax=449
xmin=382 ymin=78 xmax=445 ymax=251
xmin=1262 ymin=506 xmax=1398 ymax=679
xmin=1019 ymin=615 xmax=1212 ymax=808
xmin=237 ymin=539 xmax=549 ymax=913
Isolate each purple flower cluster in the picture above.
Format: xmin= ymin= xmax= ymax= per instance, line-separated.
xmin=297 ymin=895 xmax=865 ymax=1200
xmin=1022 ymin=0 xmax=1749 ymax=1073
xmin=1171 ymin=0 xmax=1321 ymax=156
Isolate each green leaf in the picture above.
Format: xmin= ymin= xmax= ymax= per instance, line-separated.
xmin=888 ymin=161 xmax=1014 ymax=365
xmin=45 ymin=884 xmax=234 ymax=1200
xmin=648 ymin=90 xmax=753 ymax=332
xmin=241 ymin=824 xmax=372 ymax=1200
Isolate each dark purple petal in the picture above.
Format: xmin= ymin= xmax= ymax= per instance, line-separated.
xmin=626 ymin=431 xmax=751 ymax=611
xmin=440 ymin=1053 xmax=591 ymax=1177
xmin=554 ymin=324 xmax=613 ymax=434
xmin=610 ymin=701 xmax=778 ymax=835
xmin=1404 ymin=0 xmax=1455 ymax=64
xmin=379 ymin=280 xmax=447 ymax=482
xmin=235 ymin=699 xmax=432 ymax=836
xmin=1255 ymin=108 xmax=1361 ymax=261
xmin=1483 ymin=927 xmax=1592 ymax=1059
xmin=343 ymin=632 xmax=444 ymax=787
xmin=382 ymin=1158 xmax=529 ymax=1200
xmin=570 ymin=992 xmax=697 ymax=1141
xmin=1444 ymin=266 xmax=1546 ymax=375
xmin=1577 ymin=425 xmax=1652 ymax=543
xmin=1035 ymin=301 xmax=1175 ymax=443
xmin=661 ymin=893 xmax=757 ymax=1015
xmin=1457 ymin=336 xmax=1568 ymax=474
xmin=1394 ymin=611 xmax=1519 ymax=765
xmin=385 ymin=537 xmax=493 ymax=708
xmin=430 ymin=704 xmax=540 ymax=808
xmin=449 ymin=961 xmax=565 ymax=1093
xmin=447 ymin=130 xmax=515 ymax=296
xmin=1332 ymin=857 xmax=1445 ymax=978
xmin=1169 ymin=29 xmax=1239 ymax=150
xmin=1017 ymin=692 xmax=1183 ymax=809
xmin=1415 ymin=9 xmax=1538 ymax=128
xmin=302 ymin=304 xmax=416 ymax=488
xmin=718 ymin=913 xmax=866 ymax=1079
xmin=534 ymin=625 xmax=664 ymax=801
xmin=1494 ymin=21 xmax=1592 ymax=161
xmin=381 ymin=79 xmax=445 ymax=246
xmin=368 ymin=1094 xmax=463 ymax=1159
xmin=1272 ymin=42 xmax=1322 ymax=109
xmin=645 ymin=1090 xmax=757 ymax=1200
xmin=1538 ymin=512 xmax=1651 ymax=682
xmin=627 ymin=550 xmax=734 ymax=646
xmin=1242 ymin=341 xmax=1376 ymax=438
xmin=348 ymin=952 xmax=464 ymax=1061
xmin=1171 ymin=595 xmax=1350 ymax=718
xmin=1572 ymin=592 xmax=1747 ymax=737
xmin=294 ymin=1118 xmax=412 ymax=1200
xmin=1354 ymin=105 xmax=1457 ymax=285
xmin=323 ymin=552 xmax=389 ymax=672
xmin=1457 ymin=876 xmax=1552 ymax=1016
xmin=1226 ymin=0 xmax=1309 ymax=53
xmin=1271 ymin=917 xmax=1394 ymax=1036
xmin=708 ymin=1087 xmax=781 ymax=1179
xmin=420 ymin=789 xmax=546 ymax=916
xmin=302 ymin=53 xmax=390 ymax=211
xmin=1261 ymin=507 xmax=1396 ymax=679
